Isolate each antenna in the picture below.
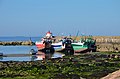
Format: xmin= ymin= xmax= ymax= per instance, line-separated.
xmin=74 ymin=30 xmax=79 ymax=40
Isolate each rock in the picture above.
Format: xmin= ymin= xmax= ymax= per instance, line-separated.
xmin=0 ymin=41 xmax=35 ymax=46
xmin=101 ymin=69 xmax=120 ymax=79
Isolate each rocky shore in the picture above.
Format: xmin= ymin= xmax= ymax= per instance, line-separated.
xmin=1 ymin=52 xmax=120 ymax=79
xmin=0 ymin=40 xmax=35 ymax=46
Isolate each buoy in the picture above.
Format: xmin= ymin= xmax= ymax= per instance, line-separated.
xmin=29 ymin=49 xmax=37 ymax=55
xmin=0 ymin=53 xmax=3 ymax=56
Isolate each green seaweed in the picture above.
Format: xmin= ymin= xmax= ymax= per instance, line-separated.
xmin=1 ymin=52 xmax=120 ymax=79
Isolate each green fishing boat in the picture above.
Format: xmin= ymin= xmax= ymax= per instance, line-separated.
xmin=72 ymin=36 xmax=96 ymax=53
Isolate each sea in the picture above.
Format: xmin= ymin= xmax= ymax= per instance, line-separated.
xmin=0 ymin=36 xmax=41 ymax=42
xmin=0 ymin=37 xmax=64 ymax=61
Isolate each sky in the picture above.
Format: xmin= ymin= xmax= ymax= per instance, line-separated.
xmin=0 ymin=0 xmax=120 ymax=37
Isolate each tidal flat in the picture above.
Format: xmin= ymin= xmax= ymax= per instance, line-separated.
xmin=0 ymin=52 xmax=120 ymax=79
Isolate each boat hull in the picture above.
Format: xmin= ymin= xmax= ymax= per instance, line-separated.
xmin=36 ymin=42 xmax=45 ymax=50
xmin=72 ymin=43 xmax=96 ymax=53
xmin=36 ymin=41 xmax=54 ymax=53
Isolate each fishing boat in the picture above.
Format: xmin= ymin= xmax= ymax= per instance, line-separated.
xmin=36 ymin=31 xmax=74 ymax=54
xmin=53 ymin=37 xmax=74 ymax=55
xmin=72 ymin=35 xmax=96 ymax=53
xmin=35 ymin=31 xmax=55 ymax=53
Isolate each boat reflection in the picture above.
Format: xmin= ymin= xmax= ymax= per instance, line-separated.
xmin=0 ymin=51 xmax=65 ymax=61
xmin=31 ymin=51 xmax=65 ymax=61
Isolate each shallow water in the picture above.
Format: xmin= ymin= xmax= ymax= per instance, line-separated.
xmin=0 ymin=57 xmax=32 ymax=61
xmin=0 ymin=37 xmax=40 ymax=42
xmin=0 ymin=37 xmax=65 ymax=61
xmin=0 ymin=46 xmax=65 ymax=61
xmin=0 ymin=37 xmax=66 ymax=61
xmin=0 ymin=46 xmax=37 ymax=54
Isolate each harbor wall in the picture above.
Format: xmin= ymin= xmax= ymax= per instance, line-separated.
xmin=93 ymin=36 xmax=120 ymax=52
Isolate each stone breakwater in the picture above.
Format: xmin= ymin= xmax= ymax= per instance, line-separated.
xmin=93 ymin=36 xmax=120 ymax=52
xmin=0 ymin=40 xmax=35 ymax=46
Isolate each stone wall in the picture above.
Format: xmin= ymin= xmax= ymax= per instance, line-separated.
xmin=93 ymin=36 xmax=120 ymax=52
